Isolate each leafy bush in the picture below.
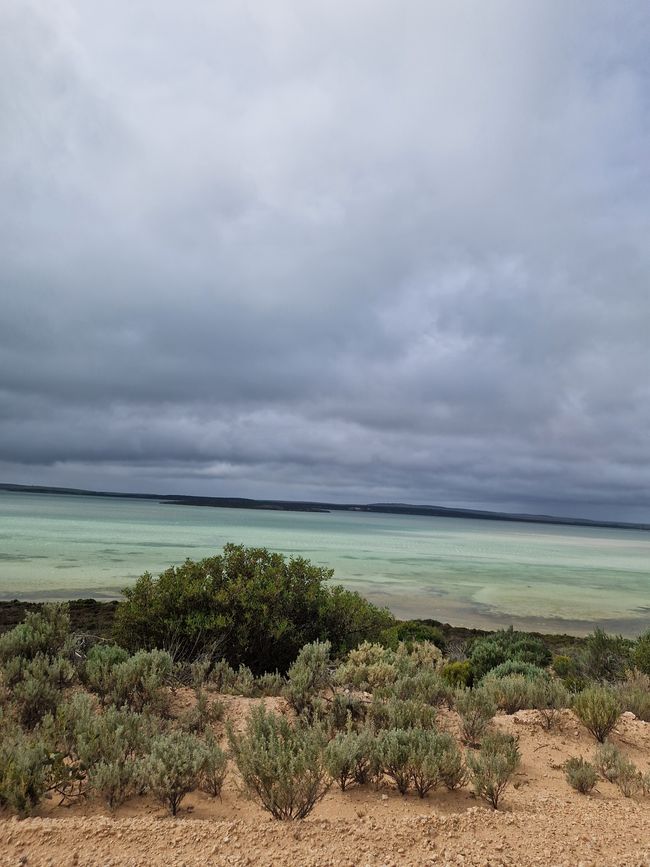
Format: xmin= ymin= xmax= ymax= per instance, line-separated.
xmin=368 ymin=697 xmax=437 ymax=731
xmin=381 ymin=621 xmax=446 ymax=653
xmin=482 ymin=660 xmax=549 ymax=683
xmin=228 ymin=705 xmax=329 ymax=819
xmin=141 ymin=731 xmax=207 ymax=815
xmin=113 ymin=545 xmax=393 ymax=671
xmin=564 ymin=757 xmax=597 ymax=794
xmin=455 ymin=688 xmax=496 ymax=746
xmin=83 ymin=644 xmax=129 ymax=702
xmin=200 ymin=730 xmax=228 ymax=798
xmin=469 ymin=628 xmax=550 ymax=681
xmin=108 ymin=649 xmax=173 ymax=714
xmin=0 ymin=729 xmax=50 ymax=817
xmin=0 ymin=603 xmax=73 ymax=665
xmin=387 ymin=671 xmax=452 ymax=707
xmin=335 ymin=640 xmax=443 ymax=692
xmin=467 ymin=731 xmax=520 ymax=809
xmin=436 ymin=736 xmax=467 ymax=790
xmin=593 ymin=742 xmax=623 ymax=782
xmin=178 ymin=690 xmax=224 ymax=734
xmin=573 ymin=686 xmax=621 ymax=742
xmin=615 ymin=672 xmax=650 ymax=722
xmin=529 ymin=678 xmax=569 ymax=730
xmin=611 ymin=756 xmax=642 ymax=797
xmin=633 ymin=630 xmax=650 ymax=676
xmin=376 ymin=729 xmax=413 ymax=794
xmin=483 ymin=675 xmax=533 ymax=715
xmin=284 ymin=641 xmax=332 ymax=716
xmin=441 ymin=661 xmax=472 ymax=689
xmin=324 ymin=693 xmax=367 ymax=732
xmin=582 ymin=628 xmax=632 ymax=683
xmin=324 ymin=728 xmax=372 ymax=791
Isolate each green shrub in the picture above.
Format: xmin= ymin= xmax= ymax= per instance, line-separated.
xmin=436 ymin=736 xmax=467 ymax=790
xmin=593 ymin=742 xmax=623 ymax=782
xmin=582 ymin=628 xmax=633 ymax=683
xmin=324 ymin=728 xmax=371 ymax=791
xmin=255 ymin=672 xmax=286 ymax=697
xmin=108 ymin=649 xmax=173 ymax=714
xmin=284 ymin=641 xmax=332 ymax=716
xmin=141 ymin=731 xmax=207 ymax=815
xmin=469 ymin=628 xmax=550 ymax=681
xmin=484 ymin=675 xmax=533 ymax=715
xmin=613 ymin=757 xmax=642 ymax=797
xmin=199 ymin=730 xmax=228 ymax=798
xmin=325 ymin=693 xmax=367 ymax=732
xmin=388 ymin=671 xmax=452 ymax=707
xmin=83 ymin=644 xmax=129 ymax=702
xmin=0 ymin=603 xmax=73 ymax=664
xmin=552 ymin=655 xmax=575 ymax=678
xmin=528 ymin=678 xmax=570 ymax=730
xmin=367 ymin=697 xmax=436 ymax=731
xmin=615 ymin=672 xmax=650 ymax=722
xmin=441 ymin=661 xmax=472 ymax=689
xmin=633 ymin=630 xmax=650 ymax=676
xmin=455 ymin=688 xmax=496 ymax=746
xmin=483 ymin=660 xmax=549 ymax=683
xmin=0 ymin=729 xmax=50 ymax=817
xmin=573 ymin=686 xmax=621 ymax=742
xmin=228 ymin=705 xmax=329 ymax=820
xmin=376 ymin=728 xmax=412 ymax=794
xmin=335 ymin=640 xmax=443 ymax=693
xmin=467 ymin=731 xmax=520 ymax=809
xmin=381 ymin=621 xmax=446 ymax=653
xmin=113 ymin=545 xmax=393 ymax=671
xmin=564 ymin=757 xmax=598 ymax=794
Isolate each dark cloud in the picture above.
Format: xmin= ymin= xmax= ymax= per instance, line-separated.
xmin=1 ymin=1 xmax=649 ymax=521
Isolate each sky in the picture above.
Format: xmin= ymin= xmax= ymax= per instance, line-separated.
xmin=1 ymin=1 xmax=649 ymax=522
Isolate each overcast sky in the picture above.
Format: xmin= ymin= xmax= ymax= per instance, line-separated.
xmin=1 ymin=1 xmax=649 ymax=521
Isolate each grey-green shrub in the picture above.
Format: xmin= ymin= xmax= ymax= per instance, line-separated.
xmin=482 ymin=661 xmax=549 ymax=683
xmin=484 ymin=675 xmax=533 ymax=715
xmin=0 ymin=729 xmax=50 ymax=817
xmin=376 ymin=728 xmax=413 ymax=794
xmin=613 ymin=757 xmax=642 ymax=797
xmin=565 ymin=757 xmax=598 ymax=794
xmin=387 ymin=671 xmax=452 ymax=707
xmin=178 ymin=690 xmax=224 ymax=734
xmin=369 ymin=697 xmax=437 ymax=731
xmin=325 ymin=728 xmax=368 ymax=791
xmin=455 ymin=688 xmax=496 ymax=746
xmin=593 ymin=742 xmax=623 ymax=782
xmin=199 ymin=730 xmax=227 ymax=798
xmin=284 ymin=640 xmax=332 ymax=716
xmin=8 ymin=654 xmax=74 ymax=729
xmin=467 ymin=731 xmax=520 ymax=809
xmin=0 ymin=603 xmax=73 ymax=665
xmin=529 ymin=678 xmax=569 ymax=730
xmin=615 ymin=672 xmax=650 ymax=722
xmin=141 ymin=730 xmax=207 ymax=815
xmin=573 ymin=686 xmax=621 ymax=742
xmin=228 ymin=705 xmax=329 ymax=820
xmin=326 ymin=693 xmax=367 ymax=732
xmin=108 ymin=649 xmax=173 ymax=714
xmin=437 ymin=736 xmax=467 ymax=790
xmin=84 ymin=644 xmax=129 ymax=702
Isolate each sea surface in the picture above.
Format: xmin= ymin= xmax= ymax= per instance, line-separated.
xmin=1 ymin=490 xmax=649 ymax=636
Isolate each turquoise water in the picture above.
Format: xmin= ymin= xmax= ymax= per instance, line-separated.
xmin=0 ymin=491 xmax=649 ymax=635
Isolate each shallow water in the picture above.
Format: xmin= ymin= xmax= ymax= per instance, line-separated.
xmin=1 ymin=491 xmax=649 ymax=635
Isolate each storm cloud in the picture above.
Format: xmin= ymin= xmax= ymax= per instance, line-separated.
xmin=1 ymin=1 xmax=649 ymax=520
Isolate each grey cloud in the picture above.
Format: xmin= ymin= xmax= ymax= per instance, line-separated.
xmin=0 ymin=0 xmax=649 ymax=521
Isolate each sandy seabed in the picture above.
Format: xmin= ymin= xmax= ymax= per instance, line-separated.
xmin=2 ymin=693 xmax=650 ymax=867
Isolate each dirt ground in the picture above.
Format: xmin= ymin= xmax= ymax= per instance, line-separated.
xmin=1 ymin=693 xmax=650 ymax=866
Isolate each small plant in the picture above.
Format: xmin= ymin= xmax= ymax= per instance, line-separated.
xmin=573 ymin=686 xmax=621 ymax=742
xmin=0 ymin=729 xmax=50 ymax=817
xmin=565 ymin=756 xmax=598 ymax=794
xmin=200 ymin=731 xmax=228 ymax=798
xmin=441 ymin=661 xmax=472 ymax=689
xmin=284 ymin=641 xmax=332 ymax=716
xmin=529 ymin=679 xmax=570 ymax=730
xmin=376 ymin=729 xmax=413 ymax=794
xmin=467 ymin=730 xmax=520 ymax=809
xmin=325 ymin=728 xmax=367 ymax=791
xmin=141 ymin=731 xmax=207 ymax=816
xmin=228 ymin=705 xmax=329 ymax=820
xmin=83 ymin=644 xmax=129 ymax=702
xmin=108 ymin=649 xmax=173 ymax=715
xmin=369 ymin=697 xmax=437 ymax=731
xmin=178 ymin=690 xmax=224 ymax=734
xmin=0 ymin=603 xmax=73 ymax=665
xmin=613 ymin=757 xmax=642 ymax=798
xmin=582 ymin=628 xmax=632 ymax=683
xmin=483 ymin=674 xmax=532 ymax=715
xmin=615 ymin=671 xmax=650 ymax=722
xmin=455 ymin=688 xmax=496 ymax=746
xmin=437 ymin=736 xmax=467 ymax=790
xmin=593 ymin=742 xmax=623 ymax=782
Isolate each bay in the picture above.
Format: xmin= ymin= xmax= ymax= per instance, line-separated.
xmin=1 ymin=490 xmax=649 ymax=636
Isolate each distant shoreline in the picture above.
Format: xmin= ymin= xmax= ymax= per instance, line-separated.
xmin=2 ymin=482 xmax=648 ymax=532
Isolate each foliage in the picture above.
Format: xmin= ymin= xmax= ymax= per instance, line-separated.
xmin=228 ymin=705 xmax=330 ymax=820
xmin=593 ymin=742 xmax=623 ymax=783
xmin=107 ymin=649 xmax=173 ymax=714
xmin=113 ymin=545 xmax=393 ymax=671
xmin=441 ymin=661 xmax=473 ymax=689
xmin=381 ymin=621 xmax=446 ymax=653
xmin=454 ymin=688 xmax=496 ymax=746
xmin=284 ymin=641 xmax=332 ymax=716
xmin=483 ymin=675 xmax=534 ymax=715
xmin=141 ymin=730 xmax=207 ymax=815
xmin=335 ymin=640 xmax=443 ymax=692
xmin=376 ymin=728 xmax=413 ymax=794
xmin=482 ymin=660 xmax=549 ymax=682
xmin=528 ymin=678 xmax=570 ymax=730
xmin=582 ymin=628 xmax=632 ymax=683
xmin=9 ymin=654 xmax=74 ymax=729
xmin=469 ymin=628 xmax=550 ymax=681
xmin=466 ymin=730 xmax=520 ymax=809
xmin=386 ymin=671 xmax=452 ymax=707
xmin=83 ymin=644 xmax=129 ymax=702
xmin=573 ymin=686 xmax=621 ymax=742
xmin=633 ymin=629 xmax=650 ymax=676
xmin=0 ymin=603 xmax=74 ymax=665
xmin=324 ymin=728 xmax=371 ymax=791
xmin=614 ymin=757 xmax=642 ymax=798
xmin=368 ymin=697 xmax=437 ymax=731
xmin=615 ymin=671 xmax=650 ymax=722
xmin=200 ymin=730 xmax=228 ymax=798
xmin=564 ymin=757 xmax=598 ymax=794
xmin=0 ymin=728 xmax=50 ymax=817
xmin=178 ymin=689 xmax=224 ymax=734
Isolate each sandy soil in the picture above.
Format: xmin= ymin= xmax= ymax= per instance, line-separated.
xmin=1 ymin=692 xmax=650 ymax=866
